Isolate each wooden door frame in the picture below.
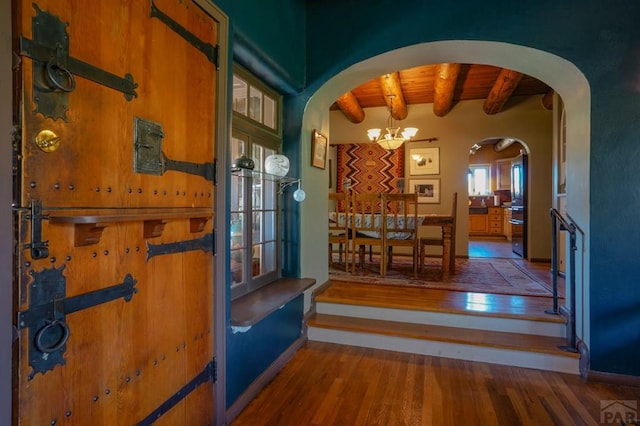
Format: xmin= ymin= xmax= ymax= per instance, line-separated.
xmin=1 ymin=0 xmax=13 ymax=423
xmin=192 ymin=1 xmax=230 ymax=424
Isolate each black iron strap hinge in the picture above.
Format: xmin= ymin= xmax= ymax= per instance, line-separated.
xmin=137 ymin=358 xmax=215 ymax=425
xmin=18 ymin=4 xmax=138 ymax=120
xmin=16 ymin=266 xmax=138 ymax=379
xmin=150 ymin=0 xmax=219 ymax=68
xmin=146 ymin=232 xmax=215 ymax=261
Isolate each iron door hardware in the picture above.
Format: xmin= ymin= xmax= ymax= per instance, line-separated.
xmin=162 ymin=153 xmax=215 ymax=182
xmin=150 ymin=0 xmax=218 ymax=67
xmin=22 ymin=199 xmax=49 ymax=260
xmin=17 ymin=266 xmax=138 ymax=379
xmin=146 ymin=232 xmax=214 ymax=261
xmin=19 ymin=4 xmax=138 ymax=120
xmin=137 ymin=359 xmax=215 ymax=425
xmin=134 ymin=116 xmax=216 ymax=183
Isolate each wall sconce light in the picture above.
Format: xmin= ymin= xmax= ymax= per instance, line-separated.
xmin=279 ymin=179 xmax=306 ymax=202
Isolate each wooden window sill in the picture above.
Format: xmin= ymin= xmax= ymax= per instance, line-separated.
xmin=230 ymin=278 xmax=316 ymax=327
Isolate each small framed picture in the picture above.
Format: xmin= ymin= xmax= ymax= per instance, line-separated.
xmin=410 ymin=178 xmax=440 ymax=203
xmin=409 ymin=147 xmax=439 ymax=175
xmin=311 ymin=129 xmax=328 ymax=169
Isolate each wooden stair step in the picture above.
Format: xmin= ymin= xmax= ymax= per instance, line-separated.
xmin=308 ymin=313 xmax=578 ymax=358
xmin=318 ymin=281 xmax=565 ymax=323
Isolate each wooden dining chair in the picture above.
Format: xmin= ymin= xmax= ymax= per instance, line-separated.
xmin=350 ymin=192 xmax=385 ymax=274
xmin=328 ymin=192 xmax=350 ymax=271
xmin=419 ymin=192 xmax=457 ymax=273
xmin=383 ymin=193 xmax=419 ymax=277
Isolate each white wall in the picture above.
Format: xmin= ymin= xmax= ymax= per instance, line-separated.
xmin=329 ymin=97 xmax=553 ymax=260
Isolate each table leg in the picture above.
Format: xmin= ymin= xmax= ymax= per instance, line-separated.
xmin=442 ymin=225 xmax=452 ymax=277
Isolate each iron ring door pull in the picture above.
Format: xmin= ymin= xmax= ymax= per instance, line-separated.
xmin=46 ymin=60 xmax=76 ymax=92
xmin=34 ymin=319 xmax=70 ymax=353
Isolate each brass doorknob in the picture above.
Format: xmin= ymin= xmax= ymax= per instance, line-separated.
xmin=35 ymin=129 xmax=61 ymax=152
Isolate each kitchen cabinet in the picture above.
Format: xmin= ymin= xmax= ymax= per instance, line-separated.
xmin=488 ymin=207 xmax=503 ymax=235
xmin=469 ymin=214 xmax=489 ymax=235
xmin=495 ymin=158 xmax=512 ymax=190
xmin=469 ymin=208 xmax=505 ymax=236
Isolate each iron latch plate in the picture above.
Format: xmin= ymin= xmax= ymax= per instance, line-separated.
xmin=133 ymin=116 xmax=215 ymax=182
xmin=17 ymin=266 xmax=138 ymax=379
xmin=22 ymin=199 xmax=49 ymax=260
xmin=133 ymin=116 xmax=165 ymax=175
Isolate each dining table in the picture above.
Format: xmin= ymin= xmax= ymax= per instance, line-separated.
xmin=328 ymin=211 xmax=455 ymax=275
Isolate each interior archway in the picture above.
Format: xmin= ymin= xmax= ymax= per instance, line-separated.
xmin=301 ymin=40 xmax=591 ymax=345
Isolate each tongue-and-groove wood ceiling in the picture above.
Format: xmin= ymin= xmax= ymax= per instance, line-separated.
xmin=331 ymin=63 xmax=553 ymax=123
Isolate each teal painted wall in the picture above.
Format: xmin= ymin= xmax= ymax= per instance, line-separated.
xmin=225 ymin=296 xmax=303 ymax=405
xmin=218 ymin=1 xmax=640 ymax=403
xmin=213 ymin=0 xmax=306 ymax=93
xmin=213 ymin=0 xmax=308 ymax=408
xmin=300 ymin=0 xmax=640 ymax=376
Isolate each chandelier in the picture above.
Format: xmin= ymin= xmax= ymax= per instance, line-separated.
xmin=367 ymin=96 xmax=418 ymax=150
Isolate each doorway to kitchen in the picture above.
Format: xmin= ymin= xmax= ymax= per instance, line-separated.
xmin=468 ymin=138 xmax=526 ymax=260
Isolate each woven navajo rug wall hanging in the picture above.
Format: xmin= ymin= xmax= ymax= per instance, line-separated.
xmin=336 ymin=144 xmax=404 ymax=196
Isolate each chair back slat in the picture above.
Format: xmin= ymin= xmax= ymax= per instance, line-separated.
xmin=383 ymin=193 xmax=418 ymax=277
xmin=329 ymin=192 xmax=349 ymax=235
xmin=351 ymin=193 xmax=384 ymax=235
xmin=383 ymin=193 xmax=418 ymax=236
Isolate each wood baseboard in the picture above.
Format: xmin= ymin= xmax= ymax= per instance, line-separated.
xmin=530 ymin=257 xmax=551 ymax=263
xmin=226 ymin=335 xmax=307 ymax=424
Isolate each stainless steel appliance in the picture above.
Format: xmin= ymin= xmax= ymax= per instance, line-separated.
xmin=510 ymin=152 xmax=527 ymax=257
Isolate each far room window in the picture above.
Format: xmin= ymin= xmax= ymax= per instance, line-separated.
xmin=468 ymin=165 xmax=491 ymax=195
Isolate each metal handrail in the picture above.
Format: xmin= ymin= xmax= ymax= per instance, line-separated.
xmin=549 ymin=208 xmax=578 ymax=353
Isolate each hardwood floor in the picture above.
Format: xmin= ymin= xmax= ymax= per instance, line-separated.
xmin=231 ymin=341 xmax=640 ymax=425
xmin=231 ymin=241 xmax=589 ymax=425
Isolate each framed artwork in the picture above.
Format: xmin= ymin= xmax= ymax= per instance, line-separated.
xmin=410 ymin=178 xmax=440 ymax=203
xmin=409 ymin=147 xmax=439 ymax=175
xmin=311 ymin=129 xmax=328 ymax=169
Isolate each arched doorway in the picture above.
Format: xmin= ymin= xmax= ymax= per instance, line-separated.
xmin=301 ymin=40 xmax=590 ymax=345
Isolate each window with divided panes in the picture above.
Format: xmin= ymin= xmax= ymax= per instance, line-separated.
xmin=230 ymin=67 xmax=282 ymax=299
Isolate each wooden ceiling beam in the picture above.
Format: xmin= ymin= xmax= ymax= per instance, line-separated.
xmin=380 ymin=72 xmax=407 ymax=120
xmin=433 ymin=63 xmax=461 ymax=117
xmin=542 ymin=89 xmax=554 ymax=110
xmin=335 ymin=91 xmax=365 ymax=123
xmin=482 ymin=69 xmax=523 ymax=115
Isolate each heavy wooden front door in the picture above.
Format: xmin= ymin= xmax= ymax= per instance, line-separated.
xmin=13 ymin=1 xmax=217 ymax=424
